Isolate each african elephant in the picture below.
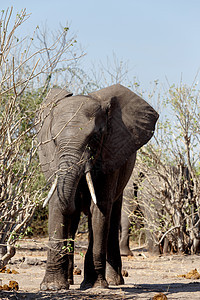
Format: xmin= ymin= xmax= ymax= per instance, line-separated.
xmin=120 ymin=173 xmax=143 ymax=256
xmin=120 ymin=169 xmax=170 ymax=255
xmin=37 ymin=84 xmax=158 ymax=290
xmin=120 ymin=165 xmax=198 ymax=255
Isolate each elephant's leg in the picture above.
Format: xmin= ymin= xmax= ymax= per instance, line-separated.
xmin=80 ymin=205 xmax=110 ymax=289
xmin=106 ymin=194 xmax=124 ymax=285
xmin=120 ymin=205 xmax=133 ymax=256
xmin=145 ymin=227 xmax=160 ymax=254
xmin=40 ymin=195 xmax=69 ymax=291
xmin=163 ymin=237 xmax=170 ymax=254
xmin=81 ymin=172 xmax=119 ymax=289
xmin=67 ymin=209 xmax=80 ymax=285
xmin=40 ymin=193 xmax=80 ymax=291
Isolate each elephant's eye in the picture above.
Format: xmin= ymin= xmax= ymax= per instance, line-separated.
xmin=84 ymin=103 xmax=101 ymax=119
xmin=88 ymin=132 xmax=102 ymax=151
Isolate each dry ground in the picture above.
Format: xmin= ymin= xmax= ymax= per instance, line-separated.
xmin=1 ymin=237 xmax=200 ymax=299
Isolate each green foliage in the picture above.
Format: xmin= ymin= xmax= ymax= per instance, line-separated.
xmin=0 ymin=7 xmax=86 ymax=260
xmin=27 ymin=205 xmax=48 ymax=237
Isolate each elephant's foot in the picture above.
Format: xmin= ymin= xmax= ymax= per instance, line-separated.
xmin=120 ymin=247 xmax=133 ymax=256
xmin=106 ymin=265 xmax=124 ymax=286
xmin=40 ymin=280 xmax=69 ymax=291
xmin=40 ymin=272 xmax=69 ymax=291
xmin=80 ymin=276 xmax=108 ymax=290
xmin=120 ymin=242 xmax=133 ymax=256
xmin=107 ymin=273 xmax=124 ymax=286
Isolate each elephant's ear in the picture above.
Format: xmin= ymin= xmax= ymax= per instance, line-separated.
xmin=90 ymin=84 xmax=159 ymax=172
xmin=37 ymin=88 xmax=73 ymax=181
xmin=43 ymin=88 xmax=73 ymax=107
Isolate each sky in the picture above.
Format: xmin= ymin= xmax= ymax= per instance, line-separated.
xmin=4 ymin=0 xmax=200 ymax=91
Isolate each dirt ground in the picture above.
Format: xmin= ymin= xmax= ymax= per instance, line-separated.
xmin=1 ymin=237 xmax=200 ymax=299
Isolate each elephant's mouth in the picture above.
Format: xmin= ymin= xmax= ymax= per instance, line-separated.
xmin=43 ymin=169 xmax=97 ymax=208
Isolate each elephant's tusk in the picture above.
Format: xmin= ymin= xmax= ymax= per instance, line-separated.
xmin=43 ymin=175 xmax=58 ymax=208
xmin=86 ymin=171 xmax=97 ymax=205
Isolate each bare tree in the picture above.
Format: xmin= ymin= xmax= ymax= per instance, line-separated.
xmin=0 ymin=7 xmax=84 ymax=267
xmin=134 ymin=81 xmax=200 ymax=254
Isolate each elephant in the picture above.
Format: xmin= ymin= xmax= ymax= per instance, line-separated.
xmin=120 ymin=169 xmax=173 ymax=255
xmin=37 ymin=84 xmax=158 ymax=290
xmin=120 ymin=164 xmax=198 ymax=255
xmin=119 ymin=171 xmax=144 ymax=256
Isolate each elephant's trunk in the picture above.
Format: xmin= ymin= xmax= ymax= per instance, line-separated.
xmin=43 ymin=169 xmax=97 ymax=209
xmin=57 ymin=154 xmax=83 ymax=215
xmin=56 ymin=150 xmax=97 ymax=214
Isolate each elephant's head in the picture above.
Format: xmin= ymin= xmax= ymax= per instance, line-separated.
xmin=38 ymin=84 xmax=159 ymax=214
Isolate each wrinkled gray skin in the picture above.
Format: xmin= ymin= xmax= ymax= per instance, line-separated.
xmin=37 ymin=84 xmax=158 ymax=290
